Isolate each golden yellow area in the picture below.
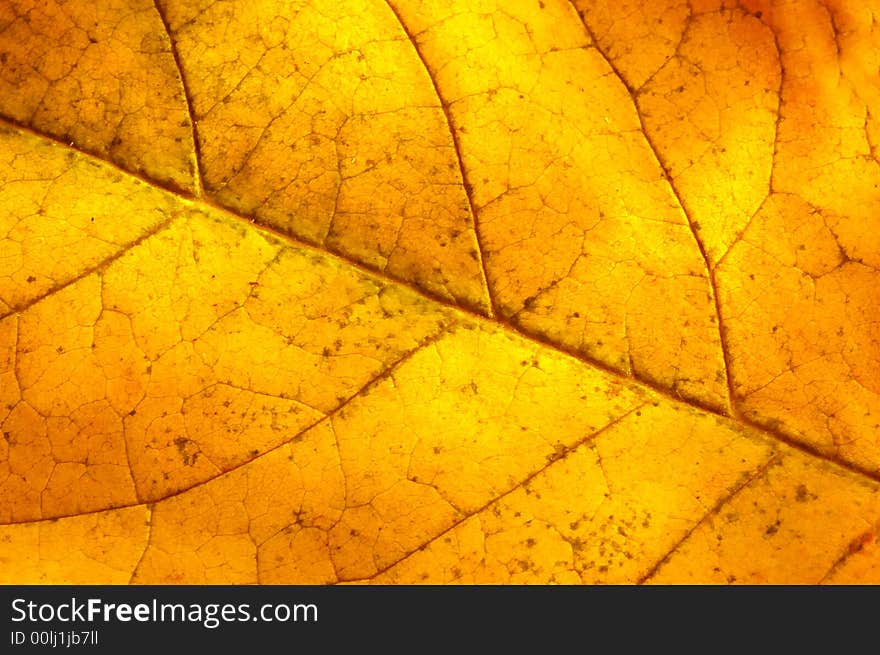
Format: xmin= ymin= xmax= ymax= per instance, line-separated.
xmin=0 ymin=507 xmax=149 ymax=584
xmin=0 ymin=0 xmax=197 ymax=192
xmin=0 ymin=0 xmax=878 ymax=583
xmin=159 ymin=0 xmax=491 ymax=312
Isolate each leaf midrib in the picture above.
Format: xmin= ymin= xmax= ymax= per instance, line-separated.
xmin=1 ymin=115 xmax=877 ymax=493
xmin=0 ymin=117 xmax=880 ymax=502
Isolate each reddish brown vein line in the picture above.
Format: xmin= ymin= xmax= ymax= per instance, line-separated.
xmin=352 ymin=403 xmax=649 ymax=583
xmin=381 ymin=0 xmax=499 ymax=320
xmin=818 ymin=522 xmax=878 ymax=583
xmin=568 ymin=1 xmax=738 ymax=417
xmin=0 ymin=215 xmax=178 ymax=321
xmin=638 ymin=452 xmax=783 ymax=583
xmin=3 ymin=116 xmax=879 ymax=486
xmin=0 ymin=322 xmax=457 ymax=527
xmin=128 ymin=505 xmax=154 ymax=584
xmin=766 ymin=14 xmax=784 ymax=195
xmin=151 ymin=0 xmax=205 ymax=197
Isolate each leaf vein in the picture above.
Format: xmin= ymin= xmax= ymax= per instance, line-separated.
xmin=638 ymin=452 xmax=783 ymax=583
xmin=569 ymin=0 xmax=737 ymax=416
xmin=3 ymin=116 xmax=878 ymax=486
xmin=353 ymin=402 xmax=649 ymax=583
xmin=151 ymin=0 xmax=204 ymax=197
xmin=381 ymin=0 xmax=498 ymax=318
xmin=0 ymin=321 xmax=457 ymax=526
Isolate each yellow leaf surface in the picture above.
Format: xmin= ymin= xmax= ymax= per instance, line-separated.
xmin=0 ymin=0 xmax=878 ymax=584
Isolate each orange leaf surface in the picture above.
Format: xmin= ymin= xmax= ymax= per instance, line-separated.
xmin=0 ymin=0 xmax=878 ymax=584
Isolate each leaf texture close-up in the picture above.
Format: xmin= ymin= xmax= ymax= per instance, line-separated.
xmin=0 ymin=0 xmax=878 ymax=584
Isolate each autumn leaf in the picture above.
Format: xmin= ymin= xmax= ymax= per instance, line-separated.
xmin=0 ymin=0 xmax=878 ymax=584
